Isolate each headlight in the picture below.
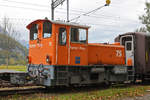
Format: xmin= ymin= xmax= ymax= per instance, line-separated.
xmin=46 ymin=55 xmax=51 ymax=64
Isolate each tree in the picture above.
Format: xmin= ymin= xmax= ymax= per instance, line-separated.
xmin=135 ymin=27 xmax=147 ymax=32
xmin=1 ymin=16 xmax=20 ymax=67
xmin=137 ymin=2 xmax=150 ymax=33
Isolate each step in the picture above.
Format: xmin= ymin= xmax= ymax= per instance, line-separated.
xmin=128 ymin=70 xmax=134 ymax=71
xmin=57 ymin=71 xmax=68 ymax=73
xmin=128 ymin=75 xmax=134 ymax=77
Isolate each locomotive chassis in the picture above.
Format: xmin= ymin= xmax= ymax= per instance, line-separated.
xmin=27 ymin=64 xmax=133 ymax=87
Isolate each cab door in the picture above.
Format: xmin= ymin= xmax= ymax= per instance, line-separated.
xmin=57 ymin=25 xmax=68 ymax=65
xmin=69 ymin=27 xmax=88 ymax=66
xmin=125 ymin=41 xmax=134 ymax=66
xmin=28 ymin=23 xmax=42 ymax=65
xmin=40 ymin=21 xmax=53 ymax=65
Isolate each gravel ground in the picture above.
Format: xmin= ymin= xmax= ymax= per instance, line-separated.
xmin=122 ymin=93 xmax=150 ymax=100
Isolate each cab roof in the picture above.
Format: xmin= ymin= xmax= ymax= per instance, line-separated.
xmin=26 ymin=19 xmax=91 ymax=29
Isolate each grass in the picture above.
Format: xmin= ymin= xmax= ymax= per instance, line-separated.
xmin=1 ymin=85 xmax=150 ymax=100
xmin=0 ymin=65 xmax=27 ymax=72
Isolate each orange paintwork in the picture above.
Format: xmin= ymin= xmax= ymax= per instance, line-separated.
xmin=127 ymin=58 xmax=132 ymax=66
xmin=112 ymin=42 xmax=120 ymax=45
xmin=88 ymin=43 xmax=125 ymax=65
xmin=27 ymin=19 xmax=125 ymax=66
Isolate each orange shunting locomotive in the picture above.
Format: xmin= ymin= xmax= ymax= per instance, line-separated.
xmin=26 ymin=19 xmax=132 ymax=87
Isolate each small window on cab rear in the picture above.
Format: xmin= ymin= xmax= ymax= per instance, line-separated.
xmin=30 ymin=24 xmax=38 ymax=40
xmin=71 ymin=28 xmax=87 ymax=43
xmin=43 ymin=21 xmax=52 ymax=38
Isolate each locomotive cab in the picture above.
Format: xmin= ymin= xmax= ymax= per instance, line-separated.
xmin=27 ymin=19 xmax=89 ymax=66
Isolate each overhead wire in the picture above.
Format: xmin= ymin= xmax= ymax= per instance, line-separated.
xmin=0 ymin=4 xmax=120 ymax=23
xmin=0 ymin=0 xmax=124 ymax=25
xmin=0 ymin=4 xmax=127 ymax=24
xmin=0 ymin=0 xmax=140 ymax=32
xmin=69 ymin=5 xmax=108 ymax=22
xmin=2 ymin=0 xmax=120 ymax=18
xmin=1 ymin=0 xmax=143 ymax=19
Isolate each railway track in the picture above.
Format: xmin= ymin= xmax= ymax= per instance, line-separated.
xmin=0 ymin=84 xmax=112 ymax=96
xmin=0 ymin=79 xmax=14 ymax=88
xmin=0 ymin=80 xmax=149 ymax=97
xmin=0 ymin=86 xmax=45 ymax=96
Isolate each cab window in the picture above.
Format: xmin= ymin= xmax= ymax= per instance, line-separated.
xmin=59 ymin=28 xmax=66 ymax=45
xmin=30 ymin=24 xmax=38 ymax=40
xmin=43 ymin=21 xmax=52 ymax=38
xmin=126 ymin=42 xmax=132 ymax=51
xmin=71 ymin=28 xmax=87 ymax=43
xmin=121 ymin=36 xmax=132 ymax=45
